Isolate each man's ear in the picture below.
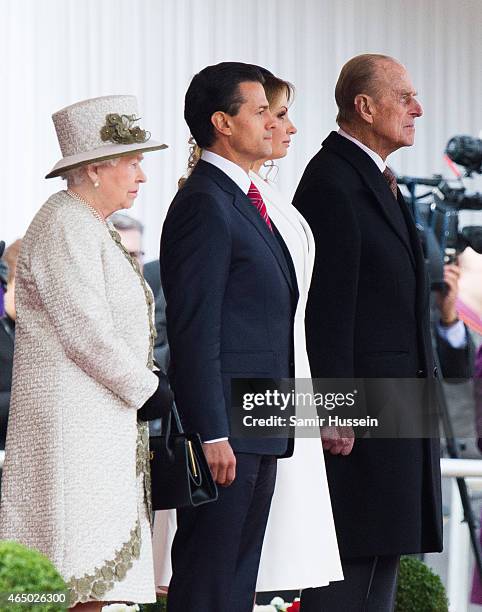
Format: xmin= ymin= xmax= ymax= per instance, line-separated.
xmin=211 ymin=111 xmax=232 ymax=137
xmin=354 ymin=94 xmax=375 ymax=125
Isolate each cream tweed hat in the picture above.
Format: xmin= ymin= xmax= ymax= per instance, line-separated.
xmin=46 ymin=95 xmax=167 ymax=179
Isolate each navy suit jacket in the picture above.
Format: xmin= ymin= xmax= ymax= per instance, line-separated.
xmin=160 ymin=160 xmax=297 ymax=456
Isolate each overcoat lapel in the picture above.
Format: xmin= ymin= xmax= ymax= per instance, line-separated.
xmin=323 ymin=132 xmax=416 ymax=269
xmin=231 ymin=193 xmax=295 ymax=294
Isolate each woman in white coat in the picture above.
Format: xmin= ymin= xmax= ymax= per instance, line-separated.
xmin=250 ymin=69 xmax=343 ymax=595
xmin=0 ymin=95 xmax=170 ymax=611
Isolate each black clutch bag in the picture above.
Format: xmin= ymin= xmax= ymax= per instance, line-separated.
xmin=149 ymin=403 xmax=218 ymax=510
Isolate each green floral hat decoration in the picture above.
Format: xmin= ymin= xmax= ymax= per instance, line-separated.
xmin=46 ymin=95 xmax=167 ymax=179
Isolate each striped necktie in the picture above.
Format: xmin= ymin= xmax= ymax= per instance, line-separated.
xmin=248 ymin=183 xmax=273 ymax=231
xmin=247 ymin=182 xmax=273 ymax=232
xmin=383 ymin=166 xmax=399 ymax=199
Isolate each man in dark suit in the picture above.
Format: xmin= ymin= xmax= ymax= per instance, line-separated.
xmin=160 ymin=62 xmax=297 ymax=612
xmin=294 ymin=54 xmax=442 ymax=611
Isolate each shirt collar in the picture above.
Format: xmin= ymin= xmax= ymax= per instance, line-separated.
xmin=338 ymin=128 xmax=386 ymax=173
xmin=201 ymin=150 xmax=251 ymax=194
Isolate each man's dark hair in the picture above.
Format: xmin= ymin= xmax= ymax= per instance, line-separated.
xmin=184 ymin=62 xmax=265 ymax=149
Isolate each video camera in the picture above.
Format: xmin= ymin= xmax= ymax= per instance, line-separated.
xmin=397 ymin=134 xmax=482 ymax=292
xmin=446 ymin=135 xmax=482 ymax=176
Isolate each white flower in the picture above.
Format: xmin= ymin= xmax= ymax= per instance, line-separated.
xmin=270 ymin=597 xmax=286 ymax=607
xmin=101 ymin=605 xmax=140 ymax=612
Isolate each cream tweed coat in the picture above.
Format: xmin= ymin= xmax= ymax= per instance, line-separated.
xmin=0 ymin=191 xmax=158 ymax=605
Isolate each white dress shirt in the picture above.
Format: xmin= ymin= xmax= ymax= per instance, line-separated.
xmin=201 ymin=150 xmax=251 ymax=194
xmin=338 ymin=127 xmax=386 ymax=172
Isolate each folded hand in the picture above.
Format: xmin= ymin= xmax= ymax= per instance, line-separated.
xmin=321 ymin=425 xmax=355 ymax=456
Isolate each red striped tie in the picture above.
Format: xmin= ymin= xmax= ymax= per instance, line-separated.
xmin=247 ymin=182 xmax=273 ymax=232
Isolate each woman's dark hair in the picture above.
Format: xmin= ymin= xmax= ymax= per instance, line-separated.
xmin=184 ymin=62 xmax=265 ymax=149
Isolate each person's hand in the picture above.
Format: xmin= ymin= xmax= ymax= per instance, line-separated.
xmin=137 ymin=371 xmax=174 ymax=421
xmin=320 ymin=425 xmax=355 ymax=455
xmin=202 ymin=440 xmax=236 ymax=486
xmin=436 ymin=263 xmax=460 ymax=325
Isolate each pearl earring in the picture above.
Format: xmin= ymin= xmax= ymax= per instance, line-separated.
xmin=94 ymin=180 xmax=100 ymax=188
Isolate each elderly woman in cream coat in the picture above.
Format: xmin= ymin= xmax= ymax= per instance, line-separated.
xmin=153 ymin=71 xmax=343 ymax=596
xmin=0 ymin=96 xmax=168 ymax=611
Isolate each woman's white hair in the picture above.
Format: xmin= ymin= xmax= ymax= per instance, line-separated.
xmin=62 ymin=158 xmax=120 ymax=186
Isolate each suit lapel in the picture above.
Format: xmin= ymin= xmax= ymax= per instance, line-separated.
xmin=232 ymin=192 xmax=295 ymax=294
xmin=272 ymin=222 xmax=300 ymax=303
xmin=250 ymin=172 xmax=306 ymax=298
xmin=324 ymin=132 xmax=416 ymax=269
xmin=194 ymin=160 xmax=295 ymax=294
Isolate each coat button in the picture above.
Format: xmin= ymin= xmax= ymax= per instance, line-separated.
xmin=433 ymin=367 xmax=438 ymax=378
xmin=416 ymin=369 xmax=425 ymax=378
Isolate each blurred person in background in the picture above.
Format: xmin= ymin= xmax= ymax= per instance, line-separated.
xmin=435 ymin=262 xmax=474 ymax=380
xmin=109 ymin=214 xmax=170 ymax=378
xmin=109 ymin=213 xmax=145 ymax=270
xmin=143 ymin=256 xmax=161 ymax=299
xmin=110 ymin=213 xmax=169 ymax=438
xmin=457 ymin=247 xmax=482 ymax=343
xmin=0 ymin=239 xmax=21 ymax=451
xmin=435 ymin=249 xmax=482 ymax=460
xmin=142 ymin=258 xmax=170 ymax=376
xmin=453 ymin=247 xmax=482 ymax=607
xmin=0 ymin=95 xmax=170 ymax=611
